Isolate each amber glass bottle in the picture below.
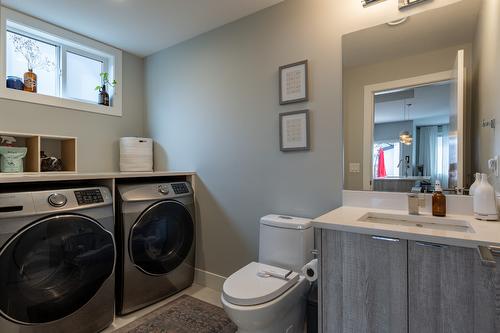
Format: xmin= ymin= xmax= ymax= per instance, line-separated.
xmin=23 ymin=69 xmax=37 ymax=93
xmin=98 ymin=85 xmax=110 ymax=106
xmin=432 ymin=181 xmax=446 ymax=217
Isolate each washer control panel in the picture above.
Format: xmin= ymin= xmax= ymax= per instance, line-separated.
xmin=171 ymin=183 xmax=189 ymax=194
xmin=74 ymin=189 xmax=104 ymax=205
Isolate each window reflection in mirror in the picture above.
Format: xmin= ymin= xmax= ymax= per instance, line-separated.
xmin=372 ymin=82 xmax=454 ymax=193
xmin=341 ymin=0 xmax=490 ymax=194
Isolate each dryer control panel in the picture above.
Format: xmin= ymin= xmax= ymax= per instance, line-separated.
xmin=171 ymin=183 xmax=189 ymax=194
xmin=74 ymin=189 xmax=104 ymax=205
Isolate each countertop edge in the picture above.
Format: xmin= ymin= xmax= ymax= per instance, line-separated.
xmin=312 ymin=220 xmax=498 ymax=248
xmin=312 ymin=207 xmax=500 ymax=248
xmin=0 ymin=171 xmax=196 ymax=183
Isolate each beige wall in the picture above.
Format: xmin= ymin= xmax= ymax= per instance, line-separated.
xmin=343 ymin=43 xmax=473 ymax=190
xmin=0 ymin=52 xmax=145 ymax=171
xmin=145 ymin=0 xmax=464 ymax=277
xmin=472 ymin=0 xmax=500 ymax=190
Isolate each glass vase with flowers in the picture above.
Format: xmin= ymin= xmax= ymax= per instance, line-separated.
xmin=9 ymin=33 xmax=55 ymax=93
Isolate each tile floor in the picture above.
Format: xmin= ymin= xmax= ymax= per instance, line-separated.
xmin=104 ymin=284 xmax=222 ymax=332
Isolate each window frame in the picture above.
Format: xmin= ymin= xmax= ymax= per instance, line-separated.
xmin=0 ymin=7 xmax=123 ymax=117
xmin=62 ymin=47 xmax=109 ymax=104
xmin=6 ymin=27 xmax=62 ymax=97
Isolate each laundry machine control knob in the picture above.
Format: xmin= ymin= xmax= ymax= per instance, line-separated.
xmin=48 ymin=193 xmax=67 ymax=207
xmin=158 ymin=185 xmax=169 ymax=195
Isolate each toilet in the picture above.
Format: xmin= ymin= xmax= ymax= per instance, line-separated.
xmin=221 ymin=214 xmax=314 ymax=333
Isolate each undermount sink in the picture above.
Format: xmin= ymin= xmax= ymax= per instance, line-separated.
xmin=358 ymin=212 xmax=475 ymax=233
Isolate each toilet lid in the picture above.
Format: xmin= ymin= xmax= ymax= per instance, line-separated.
xmin=222 ymin=262 xmax=299 ymax=306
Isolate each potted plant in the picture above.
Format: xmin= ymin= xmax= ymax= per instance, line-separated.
xmin=95 ymin=72 xmax=117 ymax=106
xmin=9 ymin=33 xmax=55 ymax=93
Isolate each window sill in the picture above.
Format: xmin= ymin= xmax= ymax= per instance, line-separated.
xmin=0 ymin=86 xmax=122 ymax=117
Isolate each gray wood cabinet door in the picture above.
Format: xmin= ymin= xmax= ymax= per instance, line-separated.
xmin=321 ymin=230 xmax=408 ymax=333
xmin=408 ymin=241 xmax=500 ymax=333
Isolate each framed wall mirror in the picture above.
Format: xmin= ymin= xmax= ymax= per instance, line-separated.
xmin=342 ymin=0 xmax=491 ymax=195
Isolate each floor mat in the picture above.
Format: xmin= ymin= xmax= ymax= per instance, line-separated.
xmin=113 ymin=295 xmax=237 ymax=333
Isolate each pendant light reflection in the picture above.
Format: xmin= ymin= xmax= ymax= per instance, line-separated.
xmin=399 ymin=101 xmax=413 ymax=145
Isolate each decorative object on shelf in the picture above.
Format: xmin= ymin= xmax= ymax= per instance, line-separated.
xmin=279 ymin=60 xmax=308 ymax=105
xmin=9 ymin=33 xmax=55 ymax=93
xmin=362 ymin=0 xmax=383 ymax=7
xmin=399 ymin=0 xmax=430 ymax=10
xmin=0 ymin=136 xmax=27 ymax=173
xmin=279 ymin=110 xmax=310 ymax=152
xmin=96 ymin=72 xmax=117 ymax=106
xmin=119 ymin=137 xmax=153 ymax=172
xmin=0 ymin=131 xmax=77 ymax=173
xmin=6 ymin=76 xmax=24 ymax=90
xmin=40 ymin=151 xmax=63 ymax=172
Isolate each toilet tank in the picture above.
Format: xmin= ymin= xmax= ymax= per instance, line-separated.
xmin=258 ymin=214 xmax=314 ymax=272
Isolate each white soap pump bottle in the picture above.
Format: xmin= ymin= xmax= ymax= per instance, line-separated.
xmin=473 ymin=173 xmax=498 ymax=221
xmin=469 ymin=172 xmax=481 ymax=196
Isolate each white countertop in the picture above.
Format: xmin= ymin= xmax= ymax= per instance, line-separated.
xmin=313 ymin=206 xmax=500 ymax=248
xmin=0 ymin=171 xmax=196 ymax=183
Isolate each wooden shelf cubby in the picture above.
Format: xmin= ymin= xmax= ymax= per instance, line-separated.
xmin=0 ymin=131 xmax=77 ymax=174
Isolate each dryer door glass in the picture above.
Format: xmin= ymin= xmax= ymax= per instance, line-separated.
xmin=130 ymin=200 xmax=194 ymax=275
xmin=0 ymin=214 xmax=115 ymax=324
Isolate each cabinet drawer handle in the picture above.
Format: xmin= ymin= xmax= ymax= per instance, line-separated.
xmin=478 ymin=246 xmax=496 ymax=267
xmin=371 ymin=235 xmax=400 ymax=242
xmin=489 ymin=246 xmax=500 ymax=256
xmin=415 ymin=241 xmax=448 ymax=249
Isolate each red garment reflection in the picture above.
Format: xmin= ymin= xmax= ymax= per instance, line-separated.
xmin=377 ymin=148 xmax=387 ymax=178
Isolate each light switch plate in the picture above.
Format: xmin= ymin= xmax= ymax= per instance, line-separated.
xmin=349 ymin=163 xmax=361 ymax=173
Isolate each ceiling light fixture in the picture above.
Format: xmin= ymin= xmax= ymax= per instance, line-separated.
xmin=386 ymin=17 xmax=408 ymax=27
xmin=362 ymin=0 xmax=383 ymax=8
xmin=399 ymin=101 xmax=413 ymax=145
xmin=399 ymin=0 xmax=430 ymax=10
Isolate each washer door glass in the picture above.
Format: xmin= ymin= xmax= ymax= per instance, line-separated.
xmin=130 ymin=200 xmax=194 ymax=275
xmin=0 ymin=214 xmax=115 ymax=324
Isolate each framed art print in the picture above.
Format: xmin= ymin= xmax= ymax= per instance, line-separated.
xmin=279 ymin=60 xmax=309 ymax=105
xmin=280 ymin=110 xmax=310 ymax=151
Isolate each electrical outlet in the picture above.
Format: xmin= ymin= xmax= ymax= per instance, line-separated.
xmin=488 ymin=156 xmax=499 ymax=177
xmin=349 ymin=163 xmax=361 ymax=173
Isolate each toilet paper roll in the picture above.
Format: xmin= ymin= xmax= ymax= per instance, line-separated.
xmin=301 ymin=259 xmax=318 ymax=282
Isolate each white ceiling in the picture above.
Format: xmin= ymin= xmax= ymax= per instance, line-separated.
xmin=374 ymin=83 xmax=451 ymax=124
xmin=342 ymin=0 xmax=481 ymax=68
xmin=0 ymin=0 xmax=284 ymax=57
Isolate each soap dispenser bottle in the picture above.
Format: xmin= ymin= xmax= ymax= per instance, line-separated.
xmin=469 ymin=172 xmax=481 ymax=196
xmin=432 ymin=180 xmax=446 ymax=217
xmin=473 ymin=173 xmax=498 ymax=221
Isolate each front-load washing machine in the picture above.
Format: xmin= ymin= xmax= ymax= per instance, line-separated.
xmin=0 ymin=186 xmax=115 ymax=333
xmin=116 ymin=181 xmax=195 ymax=315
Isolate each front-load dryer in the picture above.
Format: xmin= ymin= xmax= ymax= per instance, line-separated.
xmin=0 ymin=186 xmax=115 ymax=333
xmin=116 ymin=181 xmax=195 ymax=315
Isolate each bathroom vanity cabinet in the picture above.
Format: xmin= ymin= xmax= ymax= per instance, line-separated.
xmin=320 ymin=230 xmax=500 ymax=333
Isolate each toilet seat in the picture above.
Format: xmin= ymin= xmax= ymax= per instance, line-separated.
xmin=223 ymin=262 xmax=299 ymax=306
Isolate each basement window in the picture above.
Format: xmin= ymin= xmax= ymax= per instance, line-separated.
xmin=0 ymin=7 xmax=123 ymax=116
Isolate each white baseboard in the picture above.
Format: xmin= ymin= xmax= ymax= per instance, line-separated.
xmin=194 ymin=268 xmax=226 ymax=292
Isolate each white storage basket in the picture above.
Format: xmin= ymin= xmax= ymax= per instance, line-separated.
xmin=120 ymin=137 xmax=153 ymax=172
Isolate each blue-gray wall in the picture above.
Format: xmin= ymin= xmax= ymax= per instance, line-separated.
xmin=144 ymin=0 xmax=460 ymax=277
